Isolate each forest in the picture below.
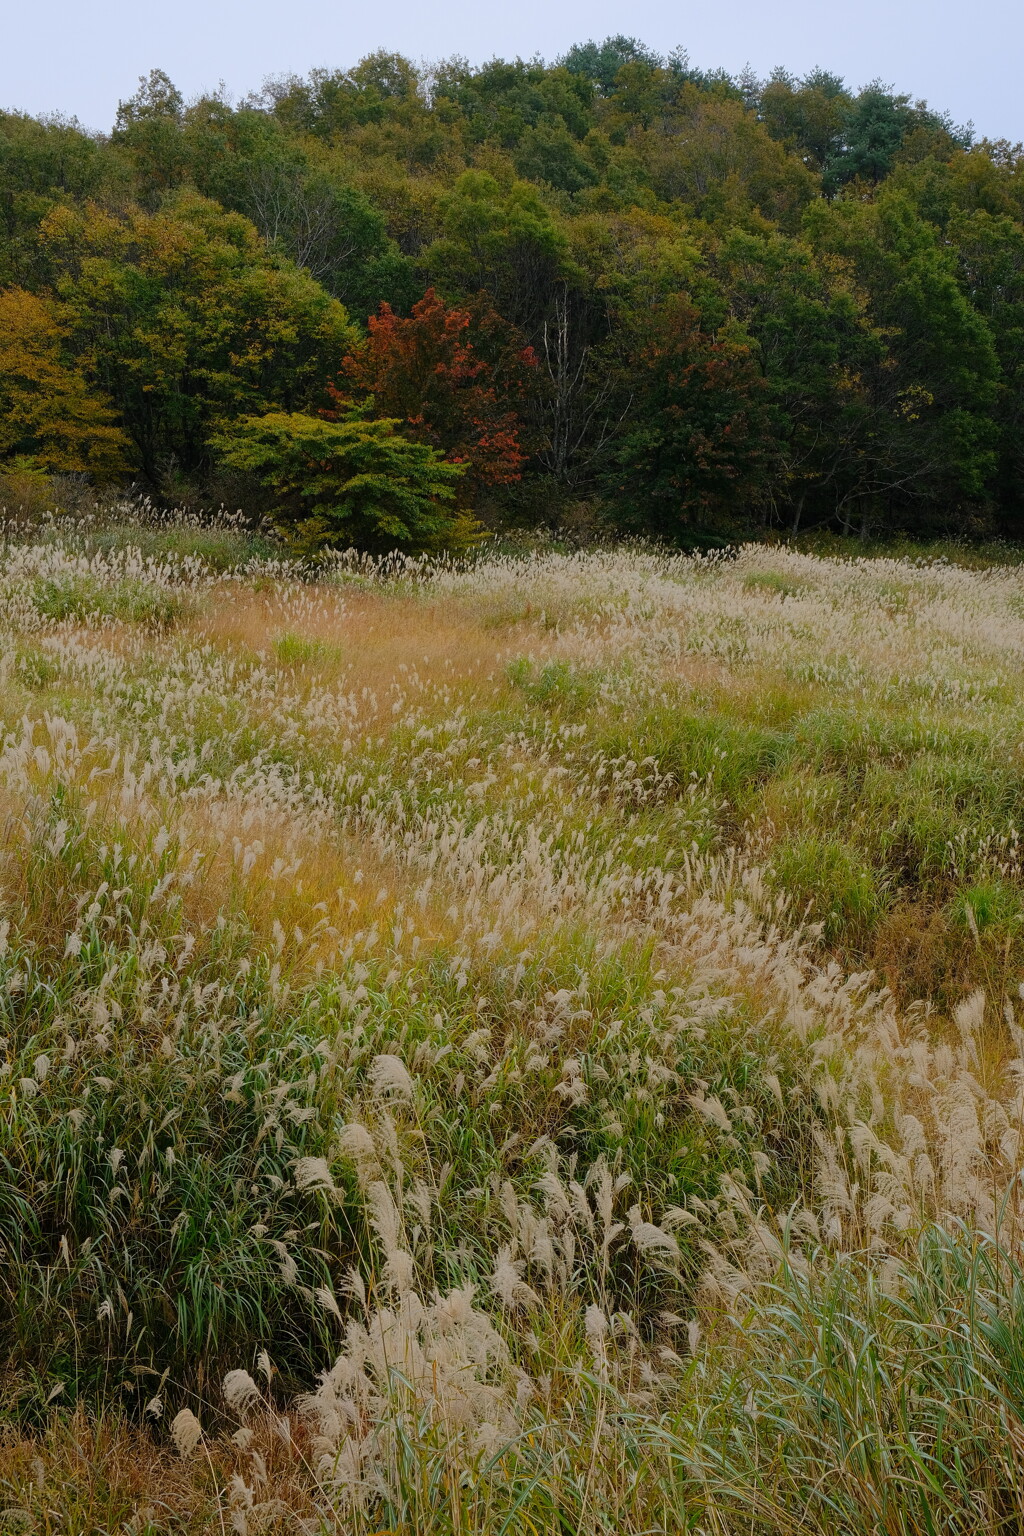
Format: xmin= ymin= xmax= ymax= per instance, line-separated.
xmin=2 ymin=36 xmax=1023 ymax=547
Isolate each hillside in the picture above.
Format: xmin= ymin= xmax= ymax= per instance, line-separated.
xmin=0 ymin=520 xmax=1022 ymax=1530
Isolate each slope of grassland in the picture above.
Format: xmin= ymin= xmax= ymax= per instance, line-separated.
xmin=1 ymin=526 xmax=1024 ymax=1532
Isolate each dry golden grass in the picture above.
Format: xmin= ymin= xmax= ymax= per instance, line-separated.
xmin=194 ymin=582 xmax=534 ymax=704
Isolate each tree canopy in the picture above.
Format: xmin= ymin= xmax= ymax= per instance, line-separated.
xmin=210 ymin=407 xmax=469 ymax=551
xmin=2 ymin=41 xmax=1022 ymax=546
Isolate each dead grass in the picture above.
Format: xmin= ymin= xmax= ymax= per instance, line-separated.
xmin=194 ymin=584 xmax=531 ymax=705
xmin=0 ymin=1411 xmax=219 ymax=1533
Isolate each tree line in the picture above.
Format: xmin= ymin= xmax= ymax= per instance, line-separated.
xmin=2 ymin=38 xmax=1023 ymax=548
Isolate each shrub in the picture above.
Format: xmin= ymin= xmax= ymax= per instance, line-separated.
xmin=210 ymin=408 xmax=475 ymax=553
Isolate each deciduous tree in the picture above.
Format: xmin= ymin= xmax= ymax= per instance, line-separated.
xmin=611 ymin=295 xmax=777 ymax=540
xmin=40 ymin=194 xmax=356 ymax=478
xmin=0 ymin=286 xmax=129 ymax=475
xmin=339 ymin=288 xmax=536 ymax=499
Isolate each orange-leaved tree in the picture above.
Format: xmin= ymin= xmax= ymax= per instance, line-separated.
xmin=335 ymin=288 xmax=538 ymax=502
xmin=0 ymin=287 xmax=130 ymax=476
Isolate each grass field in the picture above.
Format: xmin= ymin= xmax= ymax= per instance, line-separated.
xmin=2 ymin=519 xmax=1024 ymax=1532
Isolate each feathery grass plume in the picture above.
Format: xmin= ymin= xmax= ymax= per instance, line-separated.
xmin=170 ymin=1409 xmax=203 ymax=1460
xmin=298 ymin=1281 xmax=529 ymax=1514
xmin=368 ymin=1053 xmax=415 ymax=1101
xmin=292 ymin=1157 xmax=339 ymax=1196
xmin=222 ymin=1370 xmax=261 ymax=1416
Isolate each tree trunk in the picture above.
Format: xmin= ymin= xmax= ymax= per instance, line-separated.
xmin=791 ymin=491 xmax=805 ymax=538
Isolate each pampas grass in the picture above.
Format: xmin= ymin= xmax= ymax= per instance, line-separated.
xmin=0 ymin=522 xmax=1023 ymax=1529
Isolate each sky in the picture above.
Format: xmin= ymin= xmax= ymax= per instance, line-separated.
xmin=1 ymin=0 xmax=1020 ymax=144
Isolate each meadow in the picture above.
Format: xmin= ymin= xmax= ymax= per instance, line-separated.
xmin=1 ymin=516 xmax=1024 ymax=1532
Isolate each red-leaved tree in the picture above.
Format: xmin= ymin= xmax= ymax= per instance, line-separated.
xmin=332 ymin=288 xmax=538 ymax=501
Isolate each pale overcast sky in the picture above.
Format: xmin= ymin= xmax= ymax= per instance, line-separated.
xmin=2 ymin=0 xmax=1020 ymax=144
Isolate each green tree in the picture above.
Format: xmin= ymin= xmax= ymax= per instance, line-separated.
xmin=950 ymin=209 xmax=1024 ymax=527
xmin=559 ymin=36 xmax=664 ymax=96
xmin=112 ymin=69 xmax=189 ymax=195
xmin=210 ymin=406 xmax=470 ymax=551
xmin=540 ymin=208 xmax=704 ymax=488
xmin=821 ymin=83 xmax=969 ymax=196
xmin=431 ymin=58 xmax=593 ymax=148
xmin=0 ymin=111 xmax=129 ymax=285
xmin=716 ymin=228 xmax=889 ymax=531
xmin=40 ymin=193 xmax=356 ymax=480
xmin=632 ymin=88 xmax=819 ymax=231
xmin=757 ymin=68 xmax=849 ymax=173
xmin=804 ymin=188 xmax=999 ymax=531
xmin=423 ymin=171 xmax=567 ymax=331
xmin=258 ymin=53 xmax=426 ymax=138
xmin=611 ymin=294 xmax=777 ymax=541
xmin=514 ymin=121 xmax=598 ymax=194
xmin=179 ymin=101 xmax=416 ymax=315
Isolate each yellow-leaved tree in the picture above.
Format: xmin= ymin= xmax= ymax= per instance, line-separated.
xmin=0 ymin=287 xmax=130 ymax=476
